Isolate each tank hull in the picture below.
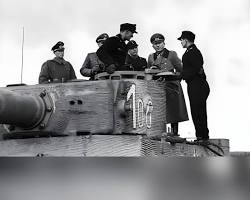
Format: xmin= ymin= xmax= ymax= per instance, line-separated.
xmin=0 ymin=71 xmax=229 ymax=156
xmin=0 ymin=135 xmax=229 ymax=157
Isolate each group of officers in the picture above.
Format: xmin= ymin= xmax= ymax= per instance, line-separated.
xmin=38 ymin=23 xmax=210 ymax=142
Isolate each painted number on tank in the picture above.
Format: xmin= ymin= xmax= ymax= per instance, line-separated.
xmin=127 ymin=84 xmax=152 ymax=129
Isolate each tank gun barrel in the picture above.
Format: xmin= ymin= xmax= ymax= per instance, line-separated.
xmin=0 ymin=89 xmax=46 ymax=128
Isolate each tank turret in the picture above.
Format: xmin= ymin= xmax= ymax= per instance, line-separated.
xmin=0 ymin=71 xmax=167 ymax=138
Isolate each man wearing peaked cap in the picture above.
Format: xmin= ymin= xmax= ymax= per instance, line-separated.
xmin=51 ymin=41 xmax=65 ymax=52
xmin=120 ymin=23 xmax=137 ymax=33
xmin=80 ymin=33 xmax=109 ymax=80
xmin=178 ymin=30 xmax=210 ymax=141
xmin=148 ymin=33 xmax=189 ymax=136
xmin=96 ymin=23 xmax=138 ymax=74
xmin=125 ymin=40 xmax=147 ymax=71
xmin=126 ymin=40 xmax=138 ymax=50
xmin=150 ymin=33 xmax=165 ymax=44
xmin=177 ymin=31 xmax=195 ymax=42
xmin=39 ymin=41 xmax=76 ymax=84
xmin=96 ymin=33 xmax=109 ymax=45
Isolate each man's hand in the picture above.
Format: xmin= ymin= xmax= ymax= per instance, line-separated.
xmin=91 ymin=65 xmax=100 ymax=75
xmin=106 ymin=64 xmax=116 ymax=74
xmin=198 ymin=68 xmax=204 ymax=75
xmin=150 ymin=66 xmax=159 ymax=70
xmin=156 ymin=77 xmax=165 ymax=82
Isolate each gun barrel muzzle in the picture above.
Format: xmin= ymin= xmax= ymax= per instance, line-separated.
xmin=0 ymin=89 xmax=45 ymax=128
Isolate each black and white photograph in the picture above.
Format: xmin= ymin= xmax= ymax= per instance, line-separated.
xmin=0 ymin=0 xmax=249 ymax=199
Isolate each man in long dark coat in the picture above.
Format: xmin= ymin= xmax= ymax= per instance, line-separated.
xmin=148 ymin=33 xmax=189 ymax=136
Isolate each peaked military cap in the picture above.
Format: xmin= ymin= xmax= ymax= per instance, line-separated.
xmin=120 ymin=23 xmax=137 ymax=33
xmin=127 ymin=40 xmax=138 ymax=50
xmin=96 ymin=33 xmax=109 ymax=43
xmin=178 ymin=31 xmax=195 ymax=42
xmin=150 ymin=33 xmax=165 ymax=44
xmin=51 ymin=41 xmax=65 ymax=52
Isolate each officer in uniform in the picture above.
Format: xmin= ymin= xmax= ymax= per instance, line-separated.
xmin=80 ymin=33 xmax=109 ymax=80
xmin=125 ymin=40 xmax=147 ymax=71
xmin=178 ymin=31 xmax=210 ymax=141
xmin=148 ymin=33 xmax=189 ymax=136
xmin=39 ymin=41 xmax=76 ymax=84
xmin=96 ymin=23 xmax=138 ymax=74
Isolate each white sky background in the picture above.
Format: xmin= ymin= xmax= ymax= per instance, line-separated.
xmin=0 ymin=0 xmax=250 ymax=151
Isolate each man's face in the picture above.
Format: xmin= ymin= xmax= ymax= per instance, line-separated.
xmin=181 ymin=39 xmax=187 ymax=48
xmin=54 ymin=49 xmax=64 ymax=58
xmin=128 ymin=47 xmax=138 ymax=57
xmin=124 ymin=30 xmax=134 ymax=41
xmin=152 ymin=41 xmax=165 ymax=52
xmin=97 ymin=42 xmax=103 ymax=48
xmin=97 ymin=39 xmax=107 ymax=47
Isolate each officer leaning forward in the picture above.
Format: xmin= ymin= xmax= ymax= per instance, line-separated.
xmin=96 ymin=23 xmax=137 ymax=74
xmin=80 ymin=33 xmax=109 ymax=80
xmin=148 ymin=33 xmax=189 ymax=136
xmin=178 ymin=31 xmax=210 ymax=141
xmin=125 ymin=40 xmax=147 ymax=71
xmin=39 ymin=41 xmax=76 ymax=84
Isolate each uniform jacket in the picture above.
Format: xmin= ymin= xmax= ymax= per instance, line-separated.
xmin=147 ymin=48 xmax=182 ymax=72
xmin=39 ymin=57 xmax=76 ymax=84
xmin=96 ymin=34 xmax=127 ymax=70
xmin=80 ymin=52 xmax=105 ymax=80
xmin=181 ymin=44 xmax=206 ymax=82
xmin=148 ymin=48 xmax=188 ymax=123
xmin=182 ymin=44 xmax=209 ymax=139
xmin=125 ymin=54 xmax=147 ymax=71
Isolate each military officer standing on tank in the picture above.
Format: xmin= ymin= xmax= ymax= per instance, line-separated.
xmin=96 ymin=23 xmax=137 ymax=74
xmin=148 ymin=33 xmax=189 ymax=136
xmin=80 ymin=33 xmax=109 ymax=80
xmin=39 ymin=41 xmax=76 ymax=84
xmin=178 ymin=31 xmax=210 ymax=141
xmin=125 ymin=40 xmax=147 ymax=71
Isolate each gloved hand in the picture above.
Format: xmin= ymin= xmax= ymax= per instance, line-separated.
xmin=176 ymin=72 xmax=183 ymax=81
xmin=91 ymin=65 xmax=100 ymax=75
xmin=156 ymin=77 xmax=165 ymax=82
xmin=150 ymin=66 xmax=160 ymax=70
xmin=106 ymin=64 xmax=116 ymax=74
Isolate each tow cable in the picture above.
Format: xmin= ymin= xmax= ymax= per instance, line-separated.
xmin=149 ymin=135 xmax=224 ymax=156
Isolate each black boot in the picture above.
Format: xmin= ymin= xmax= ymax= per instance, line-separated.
xmin=171 ymin=123 xmax=179 ymax=136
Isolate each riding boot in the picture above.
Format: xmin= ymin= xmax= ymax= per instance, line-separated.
xmin=171 ymin=122 xmax=179 ymax=136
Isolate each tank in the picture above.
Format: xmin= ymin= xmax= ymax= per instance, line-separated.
xmin=0 ymin=70 xmax=229 ymax=156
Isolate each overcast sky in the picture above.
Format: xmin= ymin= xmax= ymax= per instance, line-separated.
xmin=0 ymin=0 xmax=250 ymax=151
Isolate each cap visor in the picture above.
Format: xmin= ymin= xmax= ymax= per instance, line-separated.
xmin=97 ymin=39 xmax=106 ymax=43
xmin=177 ymin=36 xmax=182 ymax=40
xmin=54 ymin=48 xmax=65 ymax=52
xmin=128 ymin=45 xmax=138 ymax=50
